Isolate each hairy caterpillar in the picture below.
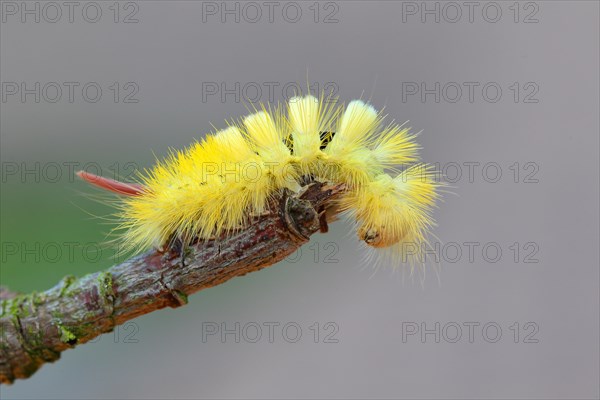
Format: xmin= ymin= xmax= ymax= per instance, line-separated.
xmin=78 ymin=94 xmax=442 ymax=268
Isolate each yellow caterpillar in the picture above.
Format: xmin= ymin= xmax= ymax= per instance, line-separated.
xmin=78 ymin=94 xmax=442 ymax=267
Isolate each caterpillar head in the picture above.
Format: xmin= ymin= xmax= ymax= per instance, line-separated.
xmin=358 ymin=223 xmax=407 ymax=248
xmin=343 ymin=166 xmax=440 ymax=253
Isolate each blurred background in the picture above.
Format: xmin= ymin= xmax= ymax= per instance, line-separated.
xmin=1 ymin=1 xmax=598 ymax=398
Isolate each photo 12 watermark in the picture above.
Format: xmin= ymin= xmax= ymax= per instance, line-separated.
xmin=1 ymin=1 xmax=140 ymax=23
xmin=201 ymin=81 xmax=339 ymax=104
xmin=200 ymin=1 xmax=340 ymax=24
xmin=1 ymin=241 xmax=124 ymax=265
xmin=400 ymin=2 xmax=540 ymax=24
xmin=200 ymin=321 xmax=340 ymax=343
xmin=1 ymin=161 xmax=140 ymax=184
xmin=401 ymin=321 xmax=540 ymax=343
xmin=400 ymin=81 xmax=540 ymax=104
xmin=10 ymin=320 xmax=141 ymax=345
xmin=285 ymin=241 xmax=340 ymax=264
xmin=429 ymin=161 xmax=540 ymax=184
xmin=1 ymin=82 xmax=140 ymax=104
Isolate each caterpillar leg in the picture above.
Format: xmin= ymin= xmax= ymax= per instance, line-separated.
xmin=157 ymin=235 xmax=189 ymax=267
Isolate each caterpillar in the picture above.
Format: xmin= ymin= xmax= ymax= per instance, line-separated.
xmin=78 ymin=94 xmax=442 ymax=268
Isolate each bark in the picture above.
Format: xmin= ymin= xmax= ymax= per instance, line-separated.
xmin=0 ymin=182 xmax=344 ymax=384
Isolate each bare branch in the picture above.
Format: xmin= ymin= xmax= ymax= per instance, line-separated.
xmin=0 ymin=182 xmax=344 ymax=384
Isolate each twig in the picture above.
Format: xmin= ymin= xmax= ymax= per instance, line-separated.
xmin=0 ymin=182 xmax=344 ymax=384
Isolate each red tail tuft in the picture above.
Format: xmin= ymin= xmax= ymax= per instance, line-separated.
xmin=76 ymin=171 xmax=146 ymax=196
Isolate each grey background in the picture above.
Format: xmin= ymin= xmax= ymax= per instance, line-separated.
xmin=1 ymin=1 xmax=599 ymax=399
